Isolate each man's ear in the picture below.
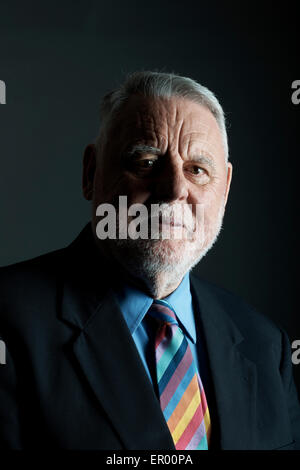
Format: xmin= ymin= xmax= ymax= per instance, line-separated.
xmin=223 ymin=161 xmax=233 ymax=209
xmin=82 ymin=144 xmax=97 ymax=201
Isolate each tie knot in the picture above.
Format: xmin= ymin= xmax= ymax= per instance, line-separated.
xmin=148 ymin=300 xmax=178 ymax=326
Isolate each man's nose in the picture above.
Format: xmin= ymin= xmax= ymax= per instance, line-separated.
xmin=152 ymin=158 xmax=189 ymax=203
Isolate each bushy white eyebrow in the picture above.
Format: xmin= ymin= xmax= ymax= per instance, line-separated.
xmin=126 ymin=145 xmax=162 ymax=156
xmin=189 ymin=154 xmax=217 ymax=172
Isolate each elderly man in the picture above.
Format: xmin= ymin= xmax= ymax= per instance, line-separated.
xmin=0 ymin=71 xmax=299 ymax=450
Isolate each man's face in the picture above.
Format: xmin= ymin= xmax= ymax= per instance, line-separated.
xmin=84 ymin=95 xmax=232 ymax=279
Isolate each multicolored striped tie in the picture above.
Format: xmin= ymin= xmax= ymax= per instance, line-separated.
xmin=149 ymin=299 xmax=211 ymax=450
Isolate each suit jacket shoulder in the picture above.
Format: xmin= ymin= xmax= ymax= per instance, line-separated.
xmin=191 ymin=272 xmax=283 ymax=345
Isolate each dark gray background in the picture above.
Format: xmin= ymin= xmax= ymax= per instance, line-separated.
xmin=0 ymin=1 xmax=299 ymax=389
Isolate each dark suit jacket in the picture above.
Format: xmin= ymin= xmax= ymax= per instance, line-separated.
xmin=0 ymin=224 xmax=299 ymax=450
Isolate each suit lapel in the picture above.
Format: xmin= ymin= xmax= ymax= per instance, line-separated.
xmin=72 ymin=289 xmax=175 ymax=450
xmin=59 ymin=225 xmax=175 ymax=450
xmin=190 ymin=275 xmax=257 ymax=450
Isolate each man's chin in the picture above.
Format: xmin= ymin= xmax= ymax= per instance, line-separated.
xmin=113 ymin=238 xmax=202 ymax=272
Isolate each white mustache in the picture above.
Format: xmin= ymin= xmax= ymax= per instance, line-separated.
xmin=128 ymin=203 xmax=196 ymax=232
xmin=156 ymin=205 xmax=195 ymax=231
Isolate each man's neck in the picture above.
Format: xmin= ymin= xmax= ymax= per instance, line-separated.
xmin=92 ymin=235 xmax=186 ymax=300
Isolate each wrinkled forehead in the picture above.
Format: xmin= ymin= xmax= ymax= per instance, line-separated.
xmin=109 ymin=94 xmax=225 ymax=158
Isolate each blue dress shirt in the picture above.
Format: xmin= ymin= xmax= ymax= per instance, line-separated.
xmin=113 ymin=273 xmax=204 ymax=386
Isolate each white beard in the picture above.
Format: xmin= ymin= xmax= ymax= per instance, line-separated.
xmin=105 ymin=200 xmax=225 ymax=296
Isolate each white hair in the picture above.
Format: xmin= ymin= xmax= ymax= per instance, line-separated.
xmin=95 ymin=70 xmax=229 ymax=161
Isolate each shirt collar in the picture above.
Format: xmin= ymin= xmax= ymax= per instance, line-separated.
xmin=113 ymin=272 xmax=196 ymax=344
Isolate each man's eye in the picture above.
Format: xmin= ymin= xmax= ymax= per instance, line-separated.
xmin=138 ymin=159 xmax=155 ymax=168
xmin=189 ymin=166 xmax=205 ymax=175
xmin=126 ymin=158 xmax=158 ymax=175
xmin=185 ymin=165 xmax=210 ymax=184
